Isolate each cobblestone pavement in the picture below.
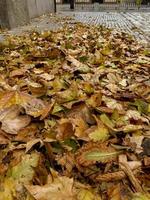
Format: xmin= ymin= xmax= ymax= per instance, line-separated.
xmin=0 ymin=11 xmax=150 ymax=46
xmin=63 ymin=11 xmax=150 ymax=45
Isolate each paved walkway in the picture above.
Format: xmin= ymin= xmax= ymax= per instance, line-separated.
xmin=0 ymin=11 xmax=150 ymax=46
xmin=64 ymin=12 xmax=150 ymax=44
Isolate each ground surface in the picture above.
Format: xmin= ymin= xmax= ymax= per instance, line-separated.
xmin=65 ymin=12 xmax=150 ymax=44
xmin=0 ymin=10 xmax=150 ymax=46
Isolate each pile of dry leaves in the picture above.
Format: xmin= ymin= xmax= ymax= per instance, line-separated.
xmin=0 ymin=23 xmax=149 ymax=200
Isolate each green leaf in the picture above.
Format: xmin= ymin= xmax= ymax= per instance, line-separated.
xmin=100 ymin=114 xmax=115 ymax=129
xmin=63 ymin=139 xmax=79 ymax=152
xmin=134 ymin=99 xmax=149 ymax=114
xmin=77 ymin=65 xmax=91 ymax=73
xmin=89 ymin=127 xmax=109 ymax=142
xmin=84 ymin=150 xmax=121 ymax=162
xmin=52 ymin=103 xmax=64 ymax=114
xmin=79 ymin=56 xmax=88 ymax=63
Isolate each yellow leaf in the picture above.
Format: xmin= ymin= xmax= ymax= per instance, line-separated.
xmin=0 ymin=91 xmax=46 ymax=117
xmin=132 ymin=193 xmax=150 ymax=200
xmin=89 ymin=126 xmax=109 ymax=142
xmin=100 ymin=114 xmax=115 ymax=129
xmin=77 ymin=188 xmax=101 ymax=200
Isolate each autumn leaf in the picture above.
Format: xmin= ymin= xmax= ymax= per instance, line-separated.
xmin=100 ymin=114 xmax=115 ymax=129
xmin=89 ymin=126 xmax=109 ymax=142
xmin=0 ymin=90 xmax=46 ymax=117
xmin=56 ymin=118 xmax=74 ymax=140
xmin=26 ymin=176 xmax=75 ymax=200
xmin=86 ymin=93 xmax=102 ymax=108
xmin=123 ymin=125 xmax=143 ymax=133
xmin=57 ymin=82 xmax=78 ymax=103
xmin=0 ymin=21 xmax=150 ymax=200
xmin=134 ymin=99 xmax=149 ymax=114
xmin=84 ymin=150 xmax=121 ymax=162
xmin=0 ymin=153 xmax=39 ymax=200
xmin=7 ymin=153 xmax=39 ymax=183
xmin=0 ymin=105 xmax=31 ymax=134
xmin=77 ymin=188 xmax=102 ymax=200
xmin=66 ymin=55 xmax=91 ymax=73
xmin=1 ymin=114 xmax=31 ymax=135
xmin=76 ymin=143 xmax=121 ymax=166
xmin=132 ymin=193 xmax=150 ymax=200
xmin=102 ymin=96 xmax=123 ymax=111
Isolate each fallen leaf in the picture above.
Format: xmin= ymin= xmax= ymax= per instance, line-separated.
xmin=0 ymin=153 xmax=39 ymax=200
xmin=100 ymin=114 xmax=115 ymax=129
xmin=26 ymin=176 xmax=75 ymax=200
xmin=132 ymin=193 xmax=150 ymax=200
xmin=0 ymin=105 xmax=31 ymax=134
xmin=84 ymin=150 xmax=121 ymax=162
xmin=89 ymin=126 xmax=109 ymax=142
xmin=77 ymin=188 xmax=102 ymax=200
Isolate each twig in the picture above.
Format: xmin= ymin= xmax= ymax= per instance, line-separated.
xmin=120 ymin=162 xmax=143 ymax=193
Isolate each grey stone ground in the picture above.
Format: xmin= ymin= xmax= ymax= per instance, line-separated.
xmin=0 ymin=8 xmax=150 ymax=46
xmin=65 ymin=12 xmax=150 ymax=44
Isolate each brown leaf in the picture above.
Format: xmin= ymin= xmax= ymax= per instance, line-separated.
xmin=56 ymin=118 xmax=74 ymax=140
xmin=26 ymin=176 xmax=75 ymax=200
xmin=0 ymin=105 xmax=31 ymax=134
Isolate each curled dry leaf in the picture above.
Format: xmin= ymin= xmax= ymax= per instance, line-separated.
xmin=56 ymin=118 xmax=74 ymax=140
xmin=0 ymin=105 xmax=31 ymax=134
xmin=1 ymin=114 xmax=31 ymax=135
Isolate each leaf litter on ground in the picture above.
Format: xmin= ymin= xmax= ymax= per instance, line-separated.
xmin=0 ymin=21 xmax=149 ymax=200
